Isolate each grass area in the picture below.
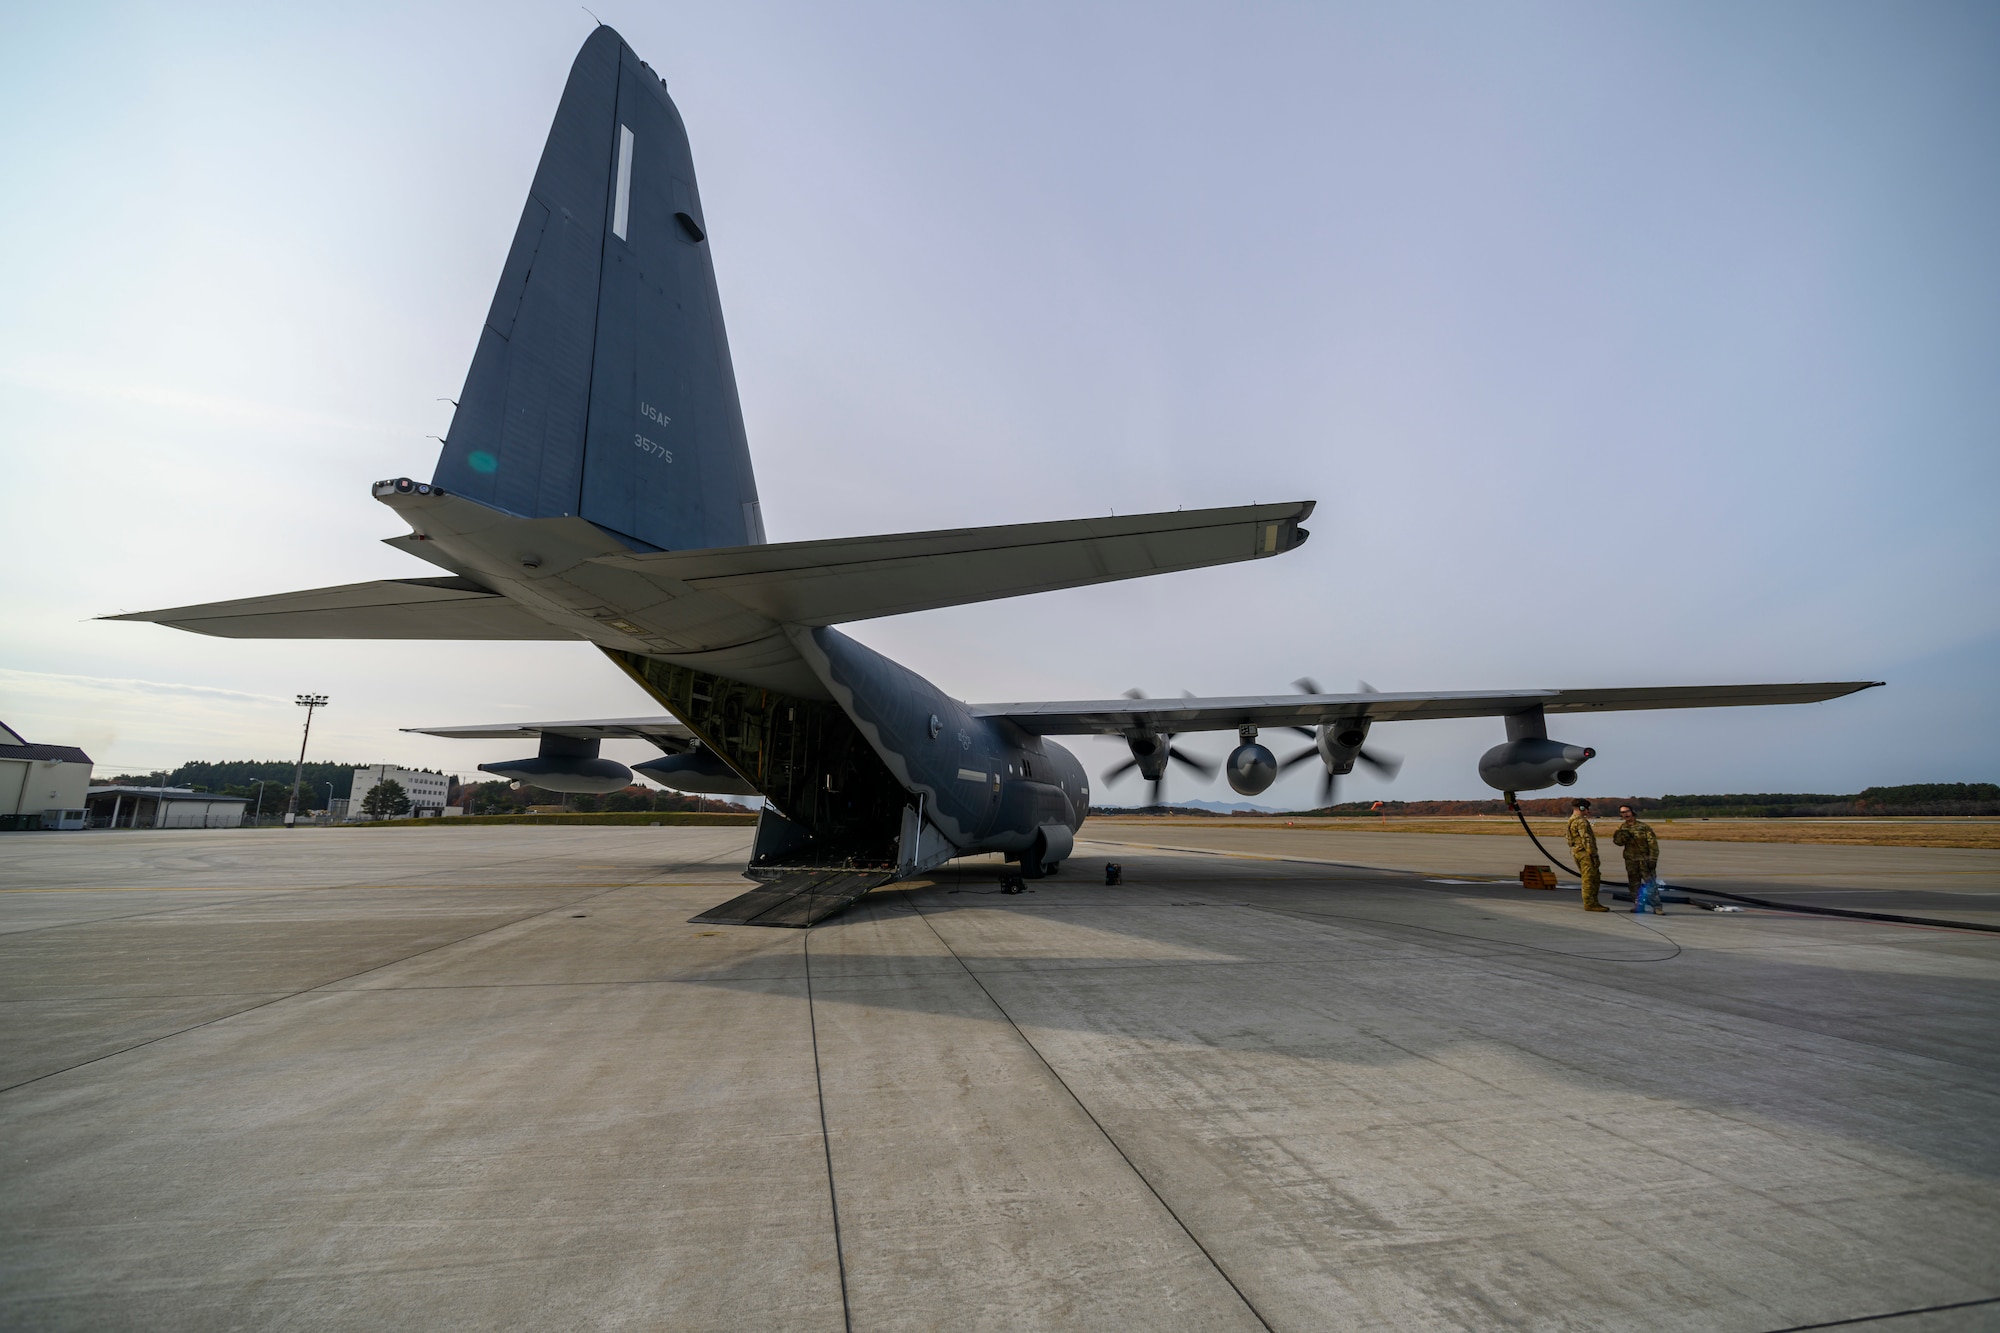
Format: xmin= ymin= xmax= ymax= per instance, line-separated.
xmin=343 ymin=811 xmax=758 ymax=828
xmin=1097 ymin=816 xmax=2000 ymax=850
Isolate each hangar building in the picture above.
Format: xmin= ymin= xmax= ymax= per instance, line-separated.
xmin=0 ymin=721 xmax=93 ymax=831
xmin=85 ymin=786 xmax=250 ymax=830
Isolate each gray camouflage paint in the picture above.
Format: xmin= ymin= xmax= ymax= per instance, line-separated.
xmin=792 ymin=626 xmax=1086 ymax=855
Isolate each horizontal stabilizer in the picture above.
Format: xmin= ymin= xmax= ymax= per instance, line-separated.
xmin=978 ymin=681 xmax=1884 ymax=735
xmin=104 ymin=577 xmax=578 ymax=641
xmin=590 ymin=501 xmax=1313 ymax=626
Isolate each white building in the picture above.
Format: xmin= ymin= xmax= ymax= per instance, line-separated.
xmin=0 ymin=720 xmax=93 ymax=832
xmin=348 ymin=765 xmax=452 ymax=818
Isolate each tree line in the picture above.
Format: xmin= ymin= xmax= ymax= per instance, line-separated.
xmin=101 ymin=760 xmax=371 ymax=817
xmin=1307 ymin=782 xmax=2000 ymax=818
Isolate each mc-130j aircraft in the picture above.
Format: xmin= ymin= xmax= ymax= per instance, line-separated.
xmin=116 ymin=28 xmax=1878 ymax=926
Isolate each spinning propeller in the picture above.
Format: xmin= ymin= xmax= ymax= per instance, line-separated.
xmin=1099 ymin=688 xmax=1217 ymax=808
xmin=1277 ymin=678 xmax=1403 ymax=808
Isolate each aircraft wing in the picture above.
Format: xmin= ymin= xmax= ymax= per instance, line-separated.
xmin=404 ymin=716 xmax=696 ymax=747
xmin=102 ymin=577 xmax=579 ymax=640
xmin=974 ymin=681 xmax=1883 ymax=735
xmin=587 ymin=501 xmax=1313 ymax=625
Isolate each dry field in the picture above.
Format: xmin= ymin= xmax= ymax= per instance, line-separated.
xmin=1129 ymin=815 xmax=2000 ymax=850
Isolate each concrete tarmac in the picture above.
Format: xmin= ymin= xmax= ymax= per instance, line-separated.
xmin=2 ymin=825 xmax=1997 ymax=1331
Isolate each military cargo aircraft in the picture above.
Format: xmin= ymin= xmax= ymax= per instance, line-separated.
xmin=114 ymin=27 xmax=1878 ymax=925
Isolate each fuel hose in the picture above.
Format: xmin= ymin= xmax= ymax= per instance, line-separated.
xmin=1507 ymin=800 xmax=1999 ymax=935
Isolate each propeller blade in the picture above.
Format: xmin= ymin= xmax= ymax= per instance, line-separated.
xmin=1102 ymin=756 xmax=1140 ymax=784
xmin=1358 ymin=680 xmax=1379 ymax=694
xmin=1357 ymin=747 xmax=1403 ymax=780
xmin=1293 ymin=677 xmax=1324 ymax=696
xmin=1150 ymin=773 xmax=1166 ymax=808
xmin=1278 ymin=745 xmax=1320 ymax=773
xmin=1168 ymin=746 xmax=1217 ymax=778
xmin=1288 ymin=725 xmax=1316 ymax=738
xmin=1122 ymin=687 xmax=1149 ymax=700
xmin=1318 ymin=767 xmax=1338 ymax=808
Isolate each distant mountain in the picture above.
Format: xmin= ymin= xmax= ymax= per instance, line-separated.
xmin=1159 ymin=799 xmax=1287 ymax=814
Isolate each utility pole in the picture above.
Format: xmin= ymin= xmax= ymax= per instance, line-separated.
xmin=287 ymin=695 xmax=328 ymax=827
xmin=253 ymin=778 xmax=265 ymax=828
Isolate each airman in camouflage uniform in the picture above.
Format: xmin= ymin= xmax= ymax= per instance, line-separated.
xmin=1615 ymin=804 xmax=1662 ymax=913
xmin=1566 ymin=799 xmax=1606 ymax=910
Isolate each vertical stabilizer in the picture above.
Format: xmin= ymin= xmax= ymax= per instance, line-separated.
xmin=434 ymin=27 xmax=763 ymax=552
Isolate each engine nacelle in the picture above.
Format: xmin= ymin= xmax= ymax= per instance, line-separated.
xmin=1033 ymin=822 xmax=1074 ymax=868
xmin=633 ymin=747 xmax=759 ymax=796
xmin=1122 ymin=730 xmax=1169 ymax=782
xmin=1318 ymin=717 xmax=1371 ymax=776
xmin=1477 ymin=738 xmax=1596 ymax=793
xmin=479 ymin=732 xmax=631 ymax=794
xmin=1226 ymin=741 xmax=1278 ymax=795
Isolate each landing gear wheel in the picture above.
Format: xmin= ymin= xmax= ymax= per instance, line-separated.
xmin=1043 ymin=861 xmax=1060 ymax=875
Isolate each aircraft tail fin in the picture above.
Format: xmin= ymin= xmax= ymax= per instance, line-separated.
xmin=434 ymin=27 xmax=764 ymax=553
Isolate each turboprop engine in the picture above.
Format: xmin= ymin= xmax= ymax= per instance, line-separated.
xmin=1477 ymin=707 xmax=1595 ymax=793
xmin=1101 ymin=714 xmax=1217 ymax=805
xmin=1318 ymin=718 xmax=1372 ymax=777
xmin=479 ymin=732 xmax=632 ymax=794
xmin=1275 ymin=680 xmax=1403 ymax=805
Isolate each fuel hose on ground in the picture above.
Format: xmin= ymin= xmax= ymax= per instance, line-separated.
xmin=1506 ymin=799 xmax=2000 ymax=935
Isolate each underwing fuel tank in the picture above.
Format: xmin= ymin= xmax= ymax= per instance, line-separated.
xmin=633 ymin=748 xmax=760 ymax=796
xmin=1477 ymin=738 xmax=1596 ymax=791
xmin=1477 ymin=705 xmax=1595 ymax=792
xmin=480 ymin=733 xmax=632 ymax=794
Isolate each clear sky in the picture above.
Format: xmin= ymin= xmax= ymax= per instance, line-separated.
xmin=3 ymin=1 xmax=1995 ymax=806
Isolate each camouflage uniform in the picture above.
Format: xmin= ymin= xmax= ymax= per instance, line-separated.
xmin=1566 ymin=809 xmax=1603 ymax=909
xmin=1614 ymin=818 xmax=1661 ymax=911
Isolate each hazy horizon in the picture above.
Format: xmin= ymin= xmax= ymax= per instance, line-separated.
xmin=4 ymin=2 xmax=1994 ymax=806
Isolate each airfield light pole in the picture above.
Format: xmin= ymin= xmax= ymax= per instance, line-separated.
xmin=253 ymin=779 xmax=265 ymax=828
xmin=287 ymin=695 xmax=329 ymax=827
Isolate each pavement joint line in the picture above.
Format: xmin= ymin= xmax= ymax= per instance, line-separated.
xmin=905 ymin=893 xmax=1277 ymax=1333
xmin=0 ymin=844 xmax=699 ymax=935
xmin=1079 ymin=837 xmax=2000 ymax=883
xmin=0 ymin=991 xmax=294 ymax=1003
xmin=0 ymin=878 xmax=749 ymax=894
xmin=1215 ymin=899 xmax=1682 ymax=964
xmin=0 ymin=852 xmax=743 ymax=1099
xmin=801 ymin=924 xmax=854 ymax=1333
xmin=1754 ymin=1294 xmax=2000 ymax=1332
xmin=1236 ymin=899 xmax=2000 ymax=1082
xmin=1080 ymin=836 xmax=1413 ymax=874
